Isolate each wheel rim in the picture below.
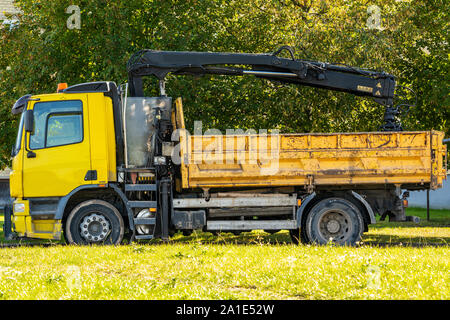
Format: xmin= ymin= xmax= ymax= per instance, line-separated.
xmin=317 ymin=210 xmax=353 ymax=242
xmin=79 ymin=213 xmax=111 ymax=242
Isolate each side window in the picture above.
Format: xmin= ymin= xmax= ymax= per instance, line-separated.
xmin=46 ymin=114 xmax=83 ymax=147
xmin=30 ymin=100 xmax=83 ymax=149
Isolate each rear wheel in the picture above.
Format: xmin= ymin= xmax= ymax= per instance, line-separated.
xmin=65 ymin=200 xmax=124 ymax=245
xmin=304 ymin=197 xmax=364 ymax=246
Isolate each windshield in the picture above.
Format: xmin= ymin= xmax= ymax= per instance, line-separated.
xmin=13 ymin=112 xmax=25 ymax=156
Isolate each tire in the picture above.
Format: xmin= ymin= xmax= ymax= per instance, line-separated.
xmin=304 ymin=197 xmax=364 ymax=246
xmin=65 ymin=200 xmax=125 ymax=245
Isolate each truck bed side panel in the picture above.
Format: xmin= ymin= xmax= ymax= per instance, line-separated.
xmin=180 ymin=131 xmax=446 ymax=190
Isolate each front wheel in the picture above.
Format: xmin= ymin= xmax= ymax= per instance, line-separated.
xmin=65 ymin=200 xmax=125 ymax=245
xmin=304 ymin=198 xmax=364 ymax=246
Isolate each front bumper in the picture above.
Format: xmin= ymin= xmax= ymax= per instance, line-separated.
xmin=8 ymin=199 xmax=62 ymax=240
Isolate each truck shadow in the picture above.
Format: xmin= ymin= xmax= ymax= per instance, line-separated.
xmin=361 ymin=235 xmax=449 ymax=247
xmin=370 ymin=221 xmax=450 ymax=229
xmin=0 ymin=225 xmax=447 ymax=248
xmin=166 ymin=231 xmax=449 ymax=248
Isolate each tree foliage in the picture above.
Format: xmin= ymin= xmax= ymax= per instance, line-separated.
xmin=0 ymin=0 xmax=448 ymax=168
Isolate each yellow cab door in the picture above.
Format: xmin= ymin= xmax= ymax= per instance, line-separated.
xmin=22 ymin=94 xmax=92 ymax=197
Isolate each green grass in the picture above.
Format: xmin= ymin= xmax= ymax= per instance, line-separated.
xmin=363 ymin=208 xmax=449 ymax=246
xmin=0 ymin=208 xmax=448 ymax=300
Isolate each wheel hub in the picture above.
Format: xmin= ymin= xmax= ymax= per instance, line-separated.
xmin=80 ymin=213 xmax=111 ymax=242
xmin=318 ymin=210 xmax=351 ymax=241
xmin=326 ymin=220 xmax=340 ymax=233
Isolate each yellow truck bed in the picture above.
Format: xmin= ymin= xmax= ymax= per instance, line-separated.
xmin=172 ymin=98 xmax=447 ymax=191
xmin=179 ymin=130 xmax=446 ymax=190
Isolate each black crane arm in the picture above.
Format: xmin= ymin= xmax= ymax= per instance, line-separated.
xmin=127 ymin=47 xmax=396 ymax=107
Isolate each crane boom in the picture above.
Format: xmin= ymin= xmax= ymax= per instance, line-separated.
xmin=127 ymin=47 xmax=396 ymax=107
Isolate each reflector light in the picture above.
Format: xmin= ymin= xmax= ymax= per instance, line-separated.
xmin=57 ymin=83 xmax=68 ymax=92
xmin=403 ymin=199 xmax=408 ymax=208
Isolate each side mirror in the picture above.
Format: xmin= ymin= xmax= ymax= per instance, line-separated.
xmin=23 ymin=110 xmax=36 ymax=158
xmin=24 ymin=109 xmax=34 ymax=133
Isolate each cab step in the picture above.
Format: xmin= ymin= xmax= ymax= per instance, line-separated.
xmin=133 ymin=217 xmax=156 ymax=225
xmin=134 ymin=234 xmax=154 ymax=240
xmin=125 ymin=184 xmax=157 ymax=192
xmin=127 ymin=201 xmax=157 ymax=208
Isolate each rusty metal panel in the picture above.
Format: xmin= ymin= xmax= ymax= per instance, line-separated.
xmin=180 ymin=131 xmax=447 ymax=190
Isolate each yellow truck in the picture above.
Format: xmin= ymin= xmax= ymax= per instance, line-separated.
xmin=4 ymin=47 xmax=447 ymax=246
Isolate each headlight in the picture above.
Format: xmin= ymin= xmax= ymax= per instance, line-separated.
xmin=14 ymin=203 xmax=25 ymax=213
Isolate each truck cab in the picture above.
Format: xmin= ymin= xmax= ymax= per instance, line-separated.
xmin=9 ymin=83 xmax=122 ymax=240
